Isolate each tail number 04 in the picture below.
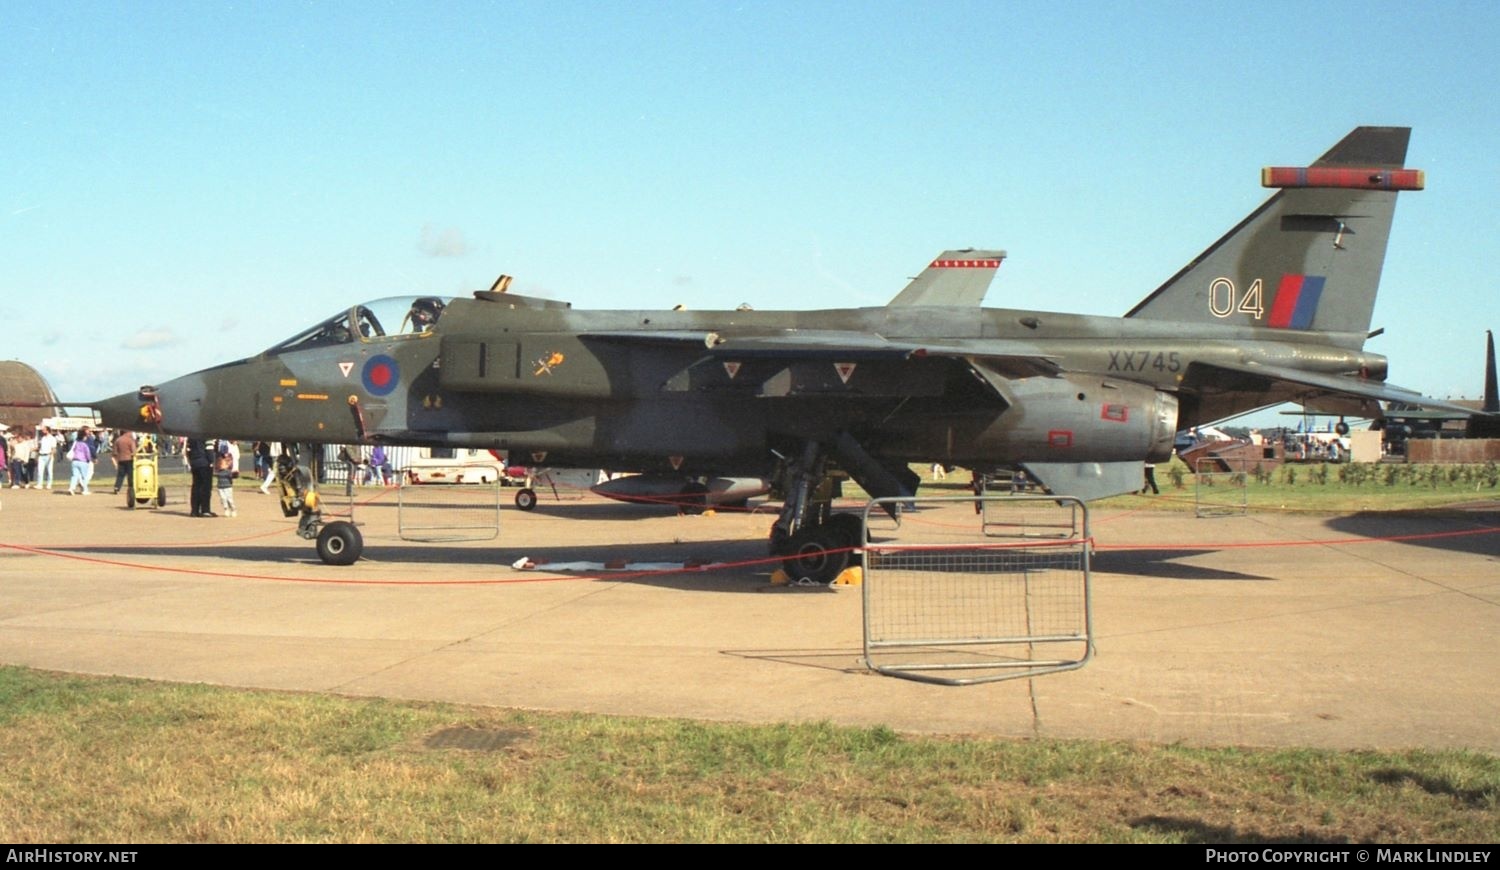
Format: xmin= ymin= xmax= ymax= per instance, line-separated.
xmin=1209 ymin=278 xmax=1264 ymax=319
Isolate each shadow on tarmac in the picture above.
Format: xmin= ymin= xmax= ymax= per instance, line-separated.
xmin=1093 ymin=549 xmax=1273 ymax=582
xmin=1323 ymin=509 xmax=1500 ymax=559
xmin=33 ymin=537 xmax=786 ymax=595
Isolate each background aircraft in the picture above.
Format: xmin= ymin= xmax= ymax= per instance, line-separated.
xmin=1380 ymin=330 xmax=1500 ymax=444
xmin=91 ymin=127 xmax=1487 ymax=575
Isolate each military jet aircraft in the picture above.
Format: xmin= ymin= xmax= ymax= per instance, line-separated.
xmin=91 ymin=126 xmax=1486 ymax=574
xmin=1379 ymin=330 xmax=1500 ymax=442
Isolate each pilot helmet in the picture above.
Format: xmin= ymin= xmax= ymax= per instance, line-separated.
xmin=411 ymin=297 xmax=445 ymax=324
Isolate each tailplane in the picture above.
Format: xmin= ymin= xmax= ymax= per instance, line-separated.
xmin=1125 ymin=127 xmax=1419 ymax=349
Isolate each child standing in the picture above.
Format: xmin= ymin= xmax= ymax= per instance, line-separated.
xmin=214 ymin=447 xmax=237 ymax=517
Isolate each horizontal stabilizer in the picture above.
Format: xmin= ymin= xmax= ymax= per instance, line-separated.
xmin=887 ymin=249 xmax=1006 ymax=307
xmin=1190 ymin=360 xmax=1478 ymax=417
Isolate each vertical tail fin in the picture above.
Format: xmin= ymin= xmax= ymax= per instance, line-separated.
xmin=1465 ymin=330 xmax=1500 ymax=438
xmin=1125 ymin=127 xmax=1417 ymax=349
xmin=1484 ymin=330 xmax=1498 ymax=414
xmin=887 ymin=249 xmax=1006 ymax=307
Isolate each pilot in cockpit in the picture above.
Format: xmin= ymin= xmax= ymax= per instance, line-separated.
xmin=402 ymin=297 xmax=446 ymax=334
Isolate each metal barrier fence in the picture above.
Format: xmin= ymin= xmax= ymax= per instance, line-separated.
xmin=976 ymin=476 xmax=1080 ymax=539
xmin=1193 ymin=458 xmax=1249 ymax=518
xmin=396 ymin=478 xmax=503 ymax=542
xmin=860 ymin=495 xmax=1093 ymax=685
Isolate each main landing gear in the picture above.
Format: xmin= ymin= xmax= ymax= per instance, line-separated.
xmin=768 ymin=441 xmax=870 ymax=584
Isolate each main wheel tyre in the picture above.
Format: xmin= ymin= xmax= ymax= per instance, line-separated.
xmin=823 ymin=513 xmax=867 ymax=566
xmin=156 ymin=487 xmax=167 ymax=507
xmin=316 ymin=521 xmax=364 ymax=566
xmin=781 ymin=526 xmax=850 ymax=584
xmin=768 ymin=524 xmax=791 ymax=556
xmin=514 ymin=488 xmax=538 ymax=511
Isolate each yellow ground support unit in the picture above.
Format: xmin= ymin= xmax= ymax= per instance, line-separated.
xmin=128 ymin=435 xmax=167 ymax=509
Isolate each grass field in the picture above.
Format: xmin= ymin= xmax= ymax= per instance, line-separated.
xmin=908 ymin=460 xmax=1500 ymax=515
xmin=1 ymin=667 xmax=1496 ymax=844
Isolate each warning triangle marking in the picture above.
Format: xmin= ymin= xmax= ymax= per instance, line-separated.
xmin=723 ymin=361 xmax=741 ymax=379
xmin=668 ymin=455 xmax=685 ymax=470
xmin=338 ymin=361 xmax=354 ymax=377
xmin=834 ymin=362 xmax=857 ymax=384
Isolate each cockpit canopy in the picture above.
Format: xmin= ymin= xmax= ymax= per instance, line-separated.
xmin=268 ymin=296 xmax=452 ymax=354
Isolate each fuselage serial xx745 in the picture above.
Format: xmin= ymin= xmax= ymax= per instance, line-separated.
xmin=93 ymin=126 xmax=1480 ymax=573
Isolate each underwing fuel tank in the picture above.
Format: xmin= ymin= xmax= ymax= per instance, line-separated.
xmin=591 ymin=475 xmax=771 ymax=509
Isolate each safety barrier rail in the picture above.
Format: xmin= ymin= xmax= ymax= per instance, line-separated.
xmin=861 ymin=494 xmax=1093 ymax=685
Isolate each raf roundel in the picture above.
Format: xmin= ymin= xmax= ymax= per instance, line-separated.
xmin=361 ymin=354 xmax=400 ymax=397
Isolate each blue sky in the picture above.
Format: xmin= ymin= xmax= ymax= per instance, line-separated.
xmin=5 ymin=1 xmax=1499 ymax=426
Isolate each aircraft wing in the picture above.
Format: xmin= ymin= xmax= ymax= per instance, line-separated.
xmin=584 ymin=328 xmax=1057 ymax=367
xmin=583 ymin=329 xmax=1060 ymax=399
xmin=1186 ymin=360 xmax=1478 ymax=417
xmin=583 ymin=329 xmax=919 ymax=357
xmin=1379 ymin=407 xmax=1473 ymax=421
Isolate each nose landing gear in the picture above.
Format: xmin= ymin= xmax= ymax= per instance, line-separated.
xmin=275 ymin=451 xmax=365 ymax=565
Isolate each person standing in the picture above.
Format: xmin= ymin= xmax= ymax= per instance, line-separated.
xmin=10 ymin=433 xmax=32 ymax=488
xmin=186 ymin=438 xmax=214 ymax=517
xmin=68 ymin=427 xmax=96 ymax=495
xmin=36 ymin=427 xmax=58 ymax=490
xmin=214 ymin=449 xmax=237 ymax=517
xmin=369 ymin=444 xmax=391 ymax=485
xmin=1141 ymin=462 xmax=1159 ymax=495
xmin=253 ymin=440 xmax=271 ymax=484
xmin=258 ymin=442 xmax=278 ymax=495
xmin=112 ymin=430 xmax=137 ymax=499
xmin=223 ymin=439 xmax=240 ymax=480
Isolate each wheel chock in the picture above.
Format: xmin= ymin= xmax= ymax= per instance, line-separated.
xmin=770 ymin=566 xmax=860 ymax=587
xmin=832 ymin=566 xmax=863 ymax=586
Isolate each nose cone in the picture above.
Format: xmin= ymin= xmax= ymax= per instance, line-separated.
xmin=94 ymin=389 xmax=154 ymax=431
xmin=93 ymin=372 xmax=208 ymax=436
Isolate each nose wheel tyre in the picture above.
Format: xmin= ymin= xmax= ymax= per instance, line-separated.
xmin=514 ymin=488 xmax=538 ymax=511
xmin=316 ymin=521 xmax=364 ymax=566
